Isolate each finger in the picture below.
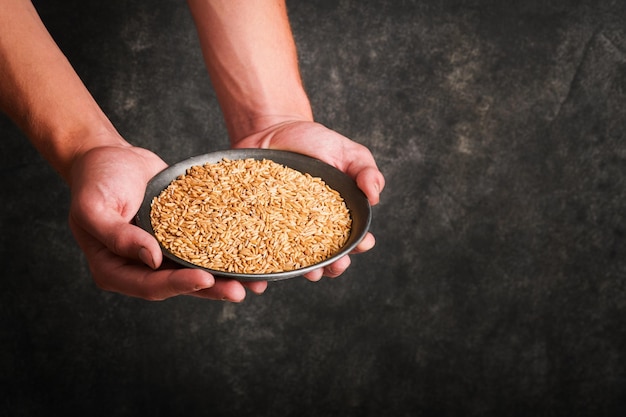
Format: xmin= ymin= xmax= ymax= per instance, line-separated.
xmin=91 ymin=246 xmax=215 ymax=300
xmin=303 ymin=267 xmax=324 ymax=282
xmin=350 ymin=232 xmax=376 ymax=254
xmin=71 ymin=210 xmax=163 ymax=269
xmin=117 ymin=267 xmax=216 ymax=301
xmin=115 ymin=252 xmax=266 ymax=300
xmin=308 ymin=233 xmax=374 ymax=280
xmin=102 ymin=221 xmax=163 ymax=269
xmin=322 ymin=255 xmax=351 ymax=278
xmin=160 ymin=255 xmax=268 ymax=296
xmin=188 ymin=279 xmax=248 ymax=302
xmin=70 ymin=217 xmax=214 ymax=300
xmin=355 ymin=165 xmax=386 ymax=206
xmin=242 ymin=280 xmax=268 ymax=294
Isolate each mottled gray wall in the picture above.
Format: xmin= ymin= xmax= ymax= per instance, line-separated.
xmin=1 ymin=1 xmax=625 ymax=416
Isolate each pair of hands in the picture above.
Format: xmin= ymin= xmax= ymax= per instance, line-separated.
xmin=69 ymin=121 xmax=385 ymax=302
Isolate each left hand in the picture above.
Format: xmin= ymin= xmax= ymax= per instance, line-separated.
xmin=233 ymin=120 xmax=385 ymax=281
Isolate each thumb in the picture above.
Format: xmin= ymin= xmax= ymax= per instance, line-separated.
xmin=353 ymin=165 xmax=386 ymax=206
xmin=71 ymin=209 xmax=163 ymax=269
xmin=112 ymin=221 xmax=164 ymax=270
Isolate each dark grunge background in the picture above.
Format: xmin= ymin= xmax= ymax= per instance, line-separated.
xmin=1 ymin=1 xmax=625 ymax=416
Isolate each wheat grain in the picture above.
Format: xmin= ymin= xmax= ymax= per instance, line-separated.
xmin=150 ymin=158 xmax=352 ymax=274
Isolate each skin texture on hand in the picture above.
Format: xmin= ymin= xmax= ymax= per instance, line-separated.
xmin=68 ymin=145 xmax=268 ymax=301
xmin=233 ymin=120 xmax=386 ymax=281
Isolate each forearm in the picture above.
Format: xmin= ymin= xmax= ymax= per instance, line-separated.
xmin=186 ymin=0 xmax=313 ymax=143
xmin=0 ymin=0 xmax=126 ymax=182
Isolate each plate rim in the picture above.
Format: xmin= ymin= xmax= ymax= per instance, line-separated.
xmin=135 ymin=148 xmax=372 ymax=282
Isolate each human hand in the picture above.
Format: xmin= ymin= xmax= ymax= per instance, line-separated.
xmin=68 ymin=144 xmax=267 ymax=301
xmin=232 ymin=120 xmax=385 ymax=281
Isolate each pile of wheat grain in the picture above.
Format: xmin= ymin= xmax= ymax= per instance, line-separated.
xmin=150 ymin=158 xmax=352 ymax=274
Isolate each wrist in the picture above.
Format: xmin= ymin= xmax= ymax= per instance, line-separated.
xmin=45 ymin=121 xmax=130 ymax=184
xmin=227 ymin=112 xmax=313 ymax=146
xmin=224 ymin=85 xmax=314 ymax=144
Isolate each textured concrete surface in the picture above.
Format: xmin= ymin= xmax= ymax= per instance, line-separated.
xmin=1 ymin=0 xmax=625 ymax=416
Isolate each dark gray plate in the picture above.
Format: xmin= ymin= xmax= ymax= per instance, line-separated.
xmin=135 ymin=149 xmax=372 ymax=281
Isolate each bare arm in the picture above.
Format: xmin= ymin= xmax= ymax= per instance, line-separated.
xmin=187 ymin=0 xmax=385 ymax=281
xmin=186 ymin=0 xmax=314 ymax=143
xmin=0 ymin=0 xmax=267 ymax=301
xmin=0 ymin=0 xmax=127 ymax=183
xmin=0 ymin=0 xmax=382 ymax=291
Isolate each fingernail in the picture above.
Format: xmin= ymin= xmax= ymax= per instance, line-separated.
xmin=376 ymin=180 xmax=385 ymax=194
xmin=138 ymin=247 xmax=155 ymax=269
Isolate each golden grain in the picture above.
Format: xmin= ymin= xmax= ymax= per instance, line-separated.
xmin=150 ymin=158 xmax=351 ymax=274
